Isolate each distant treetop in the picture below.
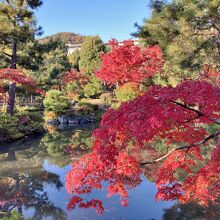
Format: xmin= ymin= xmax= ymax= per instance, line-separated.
xmin=39 ymin=32 xmax=86 ymax=44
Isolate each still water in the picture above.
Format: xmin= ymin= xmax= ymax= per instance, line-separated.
xmin=0 ymin=127 xmax=218 ymax=220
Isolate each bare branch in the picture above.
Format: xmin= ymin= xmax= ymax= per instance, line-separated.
xmin=171 ymin=100 xmax=220 ymax=126
xmin=140 ymin=130 xmax=220 ymax=166
xmin=177 ymin=114 xmax=203 ymax=124
xmin=171 ymin=100 xmax=205 ymax=117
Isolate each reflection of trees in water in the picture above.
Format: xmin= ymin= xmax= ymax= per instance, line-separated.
xmin=29 ymin=204 xmax=66 ymax=220
xmin=0 ymin=169 xmax=66 ymax=219
xmin=41 ymin=127 xmax=95 ymax=158
xmin=0 ymin=140 xmax=66 ymax=219
xmin=41 ymin=132 xmax=71 ymax=157
xmin=163 ymin=203 xmax=220 ymax=220
xmin=0 ymin=126 xmax=96 ymax=219
xmin=64 ymin=129 xmax=94 ymax=156
xmin=0 ymin=138 xmax=47 ymax=175
xmin=0 ymin=135 xmax=43 ymax=162
xmin=47 ymin=156 xmax=72 ymax=168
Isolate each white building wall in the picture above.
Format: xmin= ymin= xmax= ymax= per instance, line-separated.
xmin=67 ymin=40 xmax=139 ymax=55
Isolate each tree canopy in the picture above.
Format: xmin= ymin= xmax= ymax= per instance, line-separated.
xmin=66 ymin=78 xmax=220 ymax=212
xmin=0 ymin=0 xmax=42 ymax=67
xmin=34 ymin=39 xmax=70 ymax=90
xmin=66 ymin=35 xmax=220 ymax=212
xmin=39 ymin=32 xmax=85 ymax=45
xmin=133 ymin=0 xmax=220 ymax=82
xmin=96 ymin=39 xmax=164 ymax=86
xmin=79 ymin=36 xmax=106 ymax=75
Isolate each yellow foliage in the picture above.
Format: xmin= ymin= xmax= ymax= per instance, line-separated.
xmin=44 ymin=111 xmax=58 ymax=120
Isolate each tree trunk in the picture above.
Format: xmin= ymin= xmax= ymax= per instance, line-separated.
xmin=7 ymin=41 xmax=17 ymax=116
xmin=7 ymin=150 xmax=16 ymax=161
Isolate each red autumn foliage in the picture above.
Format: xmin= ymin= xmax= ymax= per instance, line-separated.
xmin=66 ymin=79 xmax=220 ymax=213
xmin=156 ymin=144 xmax=220 ymax=206
xmin=203 ymin=64 xmax=220 ymax=85
xmin=92 ymin=80 xmax=220 ymax=150
xmin=79 ymin=199 xmax=104 ymax=215
xmin=67 ymin=196 xmax=83 ymax=210
xmin=182 ymin=144 xmax=220 ymax=205
xmin=96 ymin=39 xmax=164 ymax=86
xmin=61 ymin=69 xmax=88 ymax=86
xmin=0 ymin=68 xmax=44 ymax=99
xmin=65 ymin=151 xmax=142 ymax=213
xmin=61 ymin=69 xmax=89 ymax=99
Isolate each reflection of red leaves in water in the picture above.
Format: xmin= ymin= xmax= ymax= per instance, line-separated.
xmin=66 ymin=80 xmax=220 ymax=213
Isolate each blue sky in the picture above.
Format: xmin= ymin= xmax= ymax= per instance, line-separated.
xmin=35 ymin=0 xmax=151 ymax=42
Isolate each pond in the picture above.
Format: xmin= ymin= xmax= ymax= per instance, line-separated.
xmin=0 ymin=126 xmax=219 ymax=220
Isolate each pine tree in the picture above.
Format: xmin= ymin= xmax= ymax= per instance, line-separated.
xmin=0 ymin=0 xmax=42 ymax=115
xmin=35 ymin=39 xmax=70 ymax=90
xmin=133 ymin=0 xmax=220 ymax=82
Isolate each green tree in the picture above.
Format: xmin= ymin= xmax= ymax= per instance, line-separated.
xmin=39 ymin=32 xmax=84 ymax=44
xmin=83 ymin=76 xmax=103 ymax=98
xmin=68 ymin=49 xmax=80 ymax=70
xmin=0 ymin=0 xmax=42 ymax=115
xmin=43 ymin=90 xmax=71 ymax=115
xmin=77 ymin=36 xmax=106 ymax=98
xmin=114 ymin=82 xmax=139 ymax=104
xmin=79 ymin=36 xmax=106 ymax=75
xmin=133 ymin=0 xmax=220 ymax=84
xmin=34 ymin=39 xmax=70 ymax=90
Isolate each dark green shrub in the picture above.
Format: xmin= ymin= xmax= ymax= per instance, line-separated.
xmin=0 ymin=111 xmax=44 ymax=143
xmin=43 ymin=90 xmax=71 ymax=114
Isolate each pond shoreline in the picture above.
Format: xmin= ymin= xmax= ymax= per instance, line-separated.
xmin=0 ymin=132 xmax=45 ymax=149
xmin=0 ymin=103 xmax=104 ymax=146
xmin=0 ymin=119 xmax=99 ymax=148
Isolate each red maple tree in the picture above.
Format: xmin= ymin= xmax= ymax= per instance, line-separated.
xmin=66 ymin=79 xmax=220 ymax=212
xmin=0 ymin=68 xmax=44 ymax=100
xmin=61 ymin=69 xmax=88 ymax=86
xmin=65 ymin=37 xmax=220 ymax=215
xmin=96 ymin=39 xmax=164 ymax=86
